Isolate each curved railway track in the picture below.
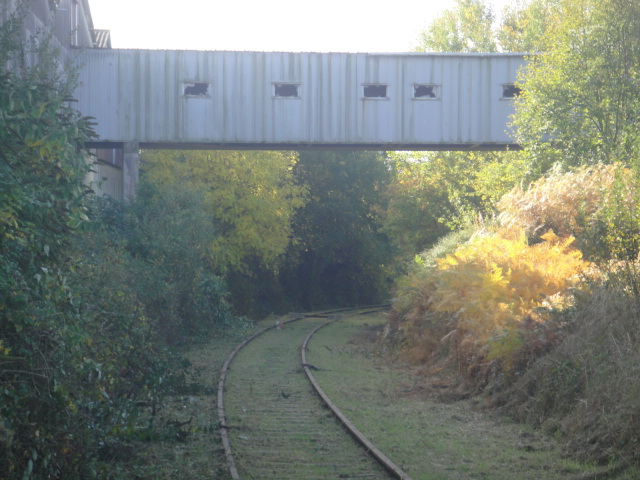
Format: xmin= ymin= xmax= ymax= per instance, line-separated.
xmin=218 ymin=309 xmax=412 ymax=480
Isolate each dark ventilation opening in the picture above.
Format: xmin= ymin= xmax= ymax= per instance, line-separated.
xmin=274 ymin=83 xmax=299 ymax=98
xmin=414 ymin=84 xmax=437 ymax=98
xmin=184 ymin=82 xmax=209 ymax=97
xmin=502 ymin=84 xmax=521 ymax=98
xmin=363 ymin=84 xmax=388 ymax=98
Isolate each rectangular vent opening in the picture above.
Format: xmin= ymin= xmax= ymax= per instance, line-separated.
xmin=274 ymin=83 xmax=299 ymax=98
xmin=414 ymin=84 xmax=438 ymax=99
xmin=363 ymin=84 xmax=388 ymax=98
xmin=183 ymin=82 xmax=209 ymax=97
xmin=502 ymin=84 xmax=521 ymax=98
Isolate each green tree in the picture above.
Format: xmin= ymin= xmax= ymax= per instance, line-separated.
xmin=497 ymin=0 xmax=561 ymax=52
xmin=140 ymin=150 xmax=307 ymax=273
xmin=0 ymin=5 xmax=190 ymax=477
xmin=514 ymin=0 xmax=640 ymax=172
xmin=383 ymin=151 xmax=527 ymax=258
xmin=414 ymin=0 xmax=497 ymax=52
xmin=414 ymin=0 xmax=560 ymax=54
xmin=0 ymin=8 xmax=118 ymax=477
xmin=125 ymin=181 xmax=235 ymax=341
xmin=280 ymin=151 xmax=393 ymax=309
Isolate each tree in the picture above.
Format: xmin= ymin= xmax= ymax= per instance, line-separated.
xmin=383 ymin=151 xmax=528 ymax=258
xmin=414 ymin=0 xmax=497 ymax=52
xmin=280 ymin=151 xmax=393 ymax=309
xmin=0 ymin=5 xmax=192 ymax=477
xmin=125 ymin=181 xmax=235 ymax=341
xmin=414 ymin=0 xmax=560 ymax=54
xmin=514 ymin=0 xmax=640 ymax=172
xmin=140 ymin=150 xmax=307 ymax=273
xmin=497 ymin=0 xmax=561 ymax=52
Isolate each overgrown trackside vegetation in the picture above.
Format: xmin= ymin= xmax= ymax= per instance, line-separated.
xmin=0 ymin=5 xmax=395 ymax=477
xmin=279 ymin=150 xmax=393 ymax=311
xmin=5 ymin=0 xmax=640 ymax=477
xmin=310 ymin=313 xmax=608 ymax=480
xmin=0 ymin=5 xmax=246 ymax=477
xmin=139 ymin=149 xmax=395 ymax=317
xmin=387 ymin=0 xmax=640 ymax=471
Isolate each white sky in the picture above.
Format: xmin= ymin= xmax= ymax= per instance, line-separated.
xmin=88 ymin=0 xmax=512 ymax=53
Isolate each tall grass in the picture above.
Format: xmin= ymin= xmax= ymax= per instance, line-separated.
xmin=498 ymin=261 xmax=640 ymax=465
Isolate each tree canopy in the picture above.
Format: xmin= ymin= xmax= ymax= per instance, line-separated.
xmin=140 ymin=150 xmax=307 ymax=273
xmin=414 ymin=0 xmax=497 ymax=52
xmin=280 ymin=151 xmax=393 ymax=309
xmin=414 ymin=0 xmax=560 ymax=53
xmin=514 ymin=0 xmax=640 ymax=172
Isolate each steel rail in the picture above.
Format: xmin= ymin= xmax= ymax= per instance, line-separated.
xmin=217 ymin=312 xmax=306 ymax=480
xmin=217 ymin=306 xmax=398 ymax=479
xmin=301 ymin=318 xmax=413 ymax=480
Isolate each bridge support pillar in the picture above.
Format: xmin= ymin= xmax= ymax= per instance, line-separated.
xmin=123 ymin=142 xmax=140 ymax=202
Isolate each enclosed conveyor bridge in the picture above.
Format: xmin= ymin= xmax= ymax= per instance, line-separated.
xmin=9 ymin=0 xmax=528 ymax=200
xmin=75 ymin=49 xmax=525 ymax=151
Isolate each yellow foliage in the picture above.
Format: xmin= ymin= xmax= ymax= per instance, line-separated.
xmin=140 ymin=150 xmax=307 ymax=272
xmin=427 ymin=227 xmax=588 ymax=360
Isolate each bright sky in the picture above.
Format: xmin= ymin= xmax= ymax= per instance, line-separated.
xmin=88 ymin=0 xmax=511 ymax=53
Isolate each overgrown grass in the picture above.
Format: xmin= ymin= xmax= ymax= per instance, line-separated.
xmin=308 ymin=313 xmax=615 ymax=480
xmin=494 ymin=261 xmax=640 ymax=470
xmin=384 ymin=164 xmax=640 ymax=472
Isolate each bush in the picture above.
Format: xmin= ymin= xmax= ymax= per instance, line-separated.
xmin=125 ymin=180 xmax=236 ymax=342
xmin=0 ymin=8 xmax=209 ymax=476
xmin=497 ymin=260 xmax=640 ymax=465
xmin=498 ymin=163 xmax=640 ymax=260
xmin=0 ymin=9 xmax=109 ymax=475
xmin=438 ymin=229 xmax=584 ymax=345
xmin=388 ymin=225 xmax=589 ymax=376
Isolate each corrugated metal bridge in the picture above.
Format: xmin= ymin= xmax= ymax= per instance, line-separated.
xmin=76 ymin=49 xmax=524 ymax=151
xmin=72 ymin=49 xmax=526 ymax=200
xmin=11 ymin=0 xmax=528 ymax=200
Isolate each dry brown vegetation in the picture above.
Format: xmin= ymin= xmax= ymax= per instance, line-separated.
xmin=494 ymin=262 xmax=640 ymax=467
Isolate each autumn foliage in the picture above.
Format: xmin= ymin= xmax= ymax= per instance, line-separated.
xmin=391 ymin=226 xmax=588 ymax=371
xmin=388 ymin=162 xmax=640 ymax=378
xmin=498 ymin=163 xmax=639 ymax=258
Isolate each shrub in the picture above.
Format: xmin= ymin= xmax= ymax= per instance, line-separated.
xmin=434 ymin=228 xmax=587 ymax=365
xmin=0 ymin=9 xmax=198 ymax=476
xmin=0 ymin=8 xmax=106 ymax=475
xmin=498 ymin=163 xmax=640 ymax=259
xmin=125 ymin=180 xmax=236 ymax=342
xmin=497 ymin=260 xmax=640 ymax=466
xmin=388 ymin=226 xmax=589 ymax=376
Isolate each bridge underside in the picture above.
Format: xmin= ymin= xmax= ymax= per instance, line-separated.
xmin=88 ymin=141 xmax=521 ymax=152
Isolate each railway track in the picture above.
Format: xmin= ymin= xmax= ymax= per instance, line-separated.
xmin=218 ymin=309 xmax=411 ymax=480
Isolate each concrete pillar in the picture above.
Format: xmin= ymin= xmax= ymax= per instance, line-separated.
xmin=122 ymin=142 xmax=140 ymax=202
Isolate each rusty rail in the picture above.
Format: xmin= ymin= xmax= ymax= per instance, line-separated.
xmin=301 ymin=318 xmax=413 ymax=480
xmin=217 ymin=307 xmax=403 ymax=479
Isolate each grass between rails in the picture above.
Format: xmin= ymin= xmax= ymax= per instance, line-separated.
xmin=222 ymin=316 xmax=390 ymax=479
xmin=306 ymin=312 xmax=624 ymax=480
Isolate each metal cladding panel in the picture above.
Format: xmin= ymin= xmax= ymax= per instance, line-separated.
xmin=74 ymin=50 xmax=525 ymax=149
